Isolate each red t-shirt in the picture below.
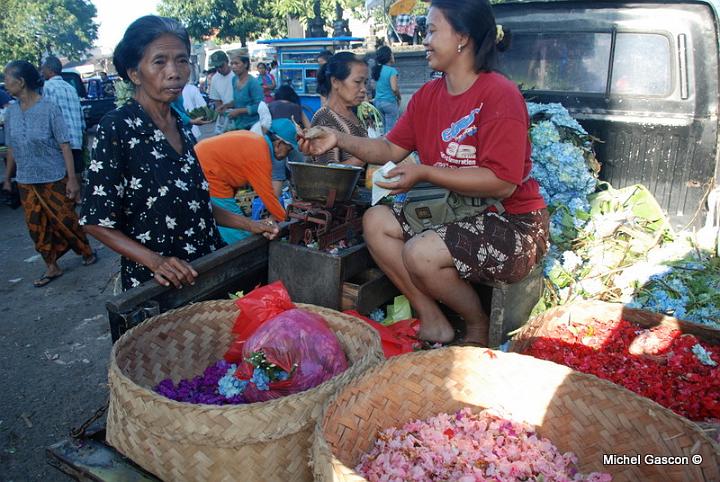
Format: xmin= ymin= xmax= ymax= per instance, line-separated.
xmin=387 ymin=72 xmax=546 ymax=214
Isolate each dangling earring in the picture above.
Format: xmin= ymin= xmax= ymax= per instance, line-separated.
xmin=457 ymin=44 xmax=463 ymax=53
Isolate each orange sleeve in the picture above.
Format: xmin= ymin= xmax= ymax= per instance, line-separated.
xmin=195 ymin=139 xmax=235 ymax=199
xmin=242 ymin=143 xmax=287 ymax=221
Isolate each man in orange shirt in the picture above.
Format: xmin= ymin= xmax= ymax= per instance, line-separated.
xmin=194 ymin=119 xmax=296 ymax=244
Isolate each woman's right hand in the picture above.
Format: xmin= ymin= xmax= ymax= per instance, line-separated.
xmin=251 ymin=219 xmax=280 ymax=240
xmin=297 ymin=126 xmax=338 ymax=156
xmin=149 ymin=254 xmax=198 ymax=288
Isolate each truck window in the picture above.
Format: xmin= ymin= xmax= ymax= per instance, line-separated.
xmin=499 ymin=32 xmax=612 ymax=93
xmin=611 ymin=33 xmax=672 ymax=96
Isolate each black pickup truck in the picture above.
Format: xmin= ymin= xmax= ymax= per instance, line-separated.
xmin=60 ymin=71 xmax=117 ymax=129
xmin=494 ymin=0 xmax=720 ymax=230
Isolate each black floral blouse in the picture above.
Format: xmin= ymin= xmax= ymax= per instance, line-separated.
xmin=80 ymin=99 xmax=224 ymax=290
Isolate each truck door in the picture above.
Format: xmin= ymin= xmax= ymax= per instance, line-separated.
xmin=495 ymin=1 xmax=720 ymax=229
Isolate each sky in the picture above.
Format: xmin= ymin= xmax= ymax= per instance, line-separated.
xmin=93 ymin=0 xmax=161 ymax=54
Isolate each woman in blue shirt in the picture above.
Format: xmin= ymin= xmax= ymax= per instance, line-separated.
xmin=372 ymin=46 xmax=401 ymax=133
xmin=227 ymin=54 xmax=263 ymax=130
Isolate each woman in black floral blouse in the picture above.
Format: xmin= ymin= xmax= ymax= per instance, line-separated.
xmin=81 ymin=16 xmax=278 ymax=290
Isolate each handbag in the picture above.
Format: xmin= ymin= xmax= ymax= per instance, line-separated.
xmin=402 ymin=182 xmax=505 ymax=234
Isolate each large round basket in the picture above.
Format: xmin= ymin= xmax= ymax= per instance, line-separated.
xmin=312 ymin=347 xmax=720 ymax=482
xmin=107 ymin=300 xmax=384 ymax=482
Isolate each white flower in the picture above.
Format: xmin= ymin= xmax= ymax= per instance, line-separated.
xmin=91 ymin=137 xmax=99 ymax=150
xmin=136 ymin=231 xmax=151 ymax=243
xmin=146 ymin=196 xmax=157 ymax=208
xmin=184 ymin=227 xmax=194 ymax=237
xmin=166 ymin=216 xmax=177 ymax=229
xmin=92 ymin=185 xmax=107 ymax=196
xmin=129 ymin=177 xmax=142 ymax=190
xmin=98 ymin=217 xmax=115 ymax=228
xmin=158 ymin=186 xmax=169 ymax=196
xmin=180 ymin=164 xmax=191 ymax=173
xmin=201 ymin=180 xmax=209 ymax=191
xmin=151 ymin=148 xmax=165 ymax=160
xmin=78 ymin=215 xmax=87 ymax=225
xmin=153 ymin=129 xmax=164 ymax=142
xmin=174 ymin=179 xmax=188 ymax=191
xmin=114 ymin=184 xmax=125 ymax=196
xmin=188 ymin=200 xmax=201 ymax=212
xmin=199 ymin=218 xmax=206 ymax=230
xmin=130 ymin=277 xmax=140 ymax=287
xmin=183 ymin=243 xmax=196 ymax=254
xmin=124 ymin=118 xmax=135 ymax=128
xmin=88 ymin=160 xmax=103 ymax=172
xmin=134 ymin=118 xmax=142 ymax=127
xmin=128 ymin=138 xmax=140 ymax=149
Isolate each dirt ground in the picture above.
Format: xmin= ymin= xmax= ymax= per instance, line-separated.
xmin=0 ymin=194 xmax=118 ymax=481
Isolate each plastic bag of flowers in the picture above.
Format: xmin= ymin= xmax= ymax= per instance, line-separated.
xmin=219 ymin=308 xmax=349 ymax=403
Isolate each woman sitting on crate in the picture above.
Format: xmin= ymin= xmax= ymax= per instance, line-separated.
xmin=81 ymin=16 xmax=279 ymax=291
xmin=194 ymin=119 xmax=294 ymax=244
xmin=308 ymin=52 xmax=369 ymax=167
xmin=299 ymin=0 xmax=548 ymax=347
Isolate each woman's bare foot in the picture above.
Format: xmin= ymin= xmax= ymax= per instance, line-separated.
xmin=460 ymin=322 xmax=489 ymax=347
xmin=417 ymin=318 xmax=455 ymax=344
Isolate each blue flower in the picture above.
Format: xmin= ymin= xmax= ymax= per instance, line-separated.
xmin=217 ymin=364 xmax=248 ymax=398
xmin=250 ymin=367 xmax=271 ymax=391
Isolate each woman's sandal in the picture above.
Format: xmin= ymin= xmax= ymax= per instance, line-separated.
xmin=82 ymin=251 xmax=98 ymax=266
xmin=447 ymin=336 xmax=488 ymax=348
xmin=33 ymin=272 xmax=63 ymax=287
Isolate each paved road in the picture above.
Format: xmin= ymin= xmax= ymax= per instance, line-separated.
xmin=0 ymin=197 xmax=119 ymax=481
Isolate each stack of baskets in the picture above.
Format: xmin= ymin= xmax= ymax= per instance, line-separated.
xmin=312 ymin=347 xmax=720 ymax=482
xmin=107 ymin=300 xmax=383 ymax=481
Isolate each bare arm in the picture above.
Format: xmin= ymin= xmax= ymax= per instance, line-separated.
xmin=2 ymin=148 xmax=16 ymax=190
xmin=298 ymin=127 xmax=410 ymax=165
xmin=60 ymin=143 xmax=81 ymax=201
xmin=376 ymin=163 xmax=517 ymax=199
xmin=390 ymin=75 xmax=401 ymax=102
xmin=211 ymin=204 xmax=279 ymax=239
xmin=83 ymin=224 xmax=198 ymax=288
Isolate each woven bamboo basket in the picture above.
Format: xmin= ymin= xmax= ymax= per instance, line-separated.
xmin=107 ymin=300 xmax=383 ymax=482
xmin=312 ymin=347 xmax=720 ymax=482
xmin=510 ymin=299 xmax=720 ymax=354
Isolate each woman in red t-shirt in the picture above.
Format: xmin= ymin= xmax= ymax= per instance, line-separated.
xmin=299 ymin=0 xmax=548 ymax=347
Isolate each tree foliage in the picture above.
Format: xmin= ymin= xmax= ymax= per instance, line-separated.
xmin=271 ymin=0 xmax=366 ymax=25
xmin=0 ymin=0 xmax=97 ymax=67
xmin=158 ymin=0 xmax=368 ymax=44
xmin=158 ymin=0 xmax=284 ymax=46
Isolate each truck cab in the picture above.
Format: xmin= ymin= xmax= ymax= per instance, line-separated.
xmin=494 ymin=0 xmax=720 ymax=229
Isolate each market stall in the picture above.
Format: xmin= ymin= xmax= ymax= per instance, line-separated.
xmin=256 ymin=37 xmax=364 ymax=116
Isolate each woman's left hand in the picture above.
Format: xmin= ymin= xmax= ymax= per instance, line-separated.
xmin=374 ymin=163 xmax=427 ymax=194
xmin=66 ymin=177 xmax=81 ymax=202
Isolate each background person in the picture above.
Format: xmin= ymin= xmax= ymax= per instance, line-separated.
xmin=194 ymin=118 xmax=296 ymax=243
xmin=268 ymin=84 xmax=311 ymax=128
xmin=310 ymin=52 xmax=368 ymax=166
xmin=371 ymin=46 xmax=401 ymax=133
xmin=208 ymin=51 xmax=234 ymax=133
xmin=227 ymin=54 xmax=263 ymax=131
xmin=81 ymin=16 xmax=277 ymax=291
xmin=41 ymin=56 xmax=86 ymax=179
xmin=299 ymin=0 xmax=547 ymax=347
xmin=256 ymin=62 xmax=276 ymax=103
xmin=3 ymin=60 xmax=95 ymax=287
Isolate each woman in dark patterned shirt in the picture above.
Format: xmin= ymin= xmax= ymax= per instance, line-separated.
xmin=309 ymin=52 xmax=368 ymax=166
xmin=81 ymin=16 xmax=278 ymax=291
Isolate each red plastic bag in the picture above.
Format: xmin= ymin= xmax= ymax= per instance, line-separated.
xmin=344 ymin=310 xmax=419 ymax=358
xmin=225 ymin=281 xmax=294 ymax=362
xmin=238 ymin=308 xmax=348 ymax=402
